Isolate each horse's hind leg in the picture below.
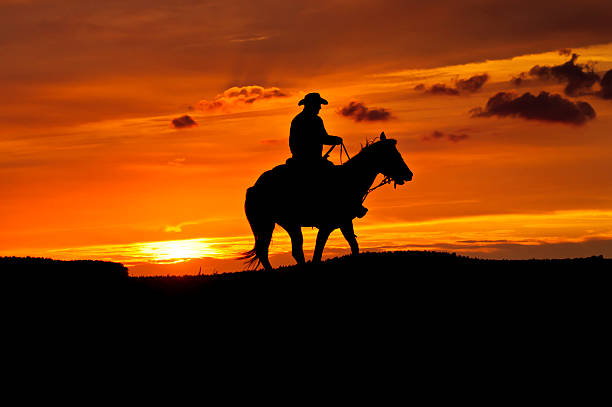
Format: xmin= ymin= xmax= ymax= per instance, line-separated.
xmin=257 ymin=222 xmax=274 ymax=270
xmin=340 ymin=221 xmax=359 ymax=256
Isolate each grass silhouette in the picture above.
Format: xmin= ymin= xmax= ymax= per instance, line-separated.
xmin=4 ymin=251 xmax=609 ymax=371
xmin=4 ymin=251 xmax=607 ymax=311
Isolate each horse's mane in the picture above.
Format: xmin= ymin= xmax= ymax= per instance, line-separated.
xmin=360 ymin=136 xmax=380 ymax=151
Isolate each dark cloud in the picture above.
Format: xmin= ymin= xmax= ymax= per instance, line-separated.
xmin=171 ymin=115 xmax=197 ymax=129
xmin=600 ymin=69 xmax=612 ymax=99
xmin=423 ymin=130 xmax=469 ymax=142
xmin=510 ymin=72 xmax=527 ymax=86
xmin=338 ymin=101 xmax=393 ymax=122
xmin=527 ymin=54 xmax=600 ymax=96
xmin=426 ymin=84 xmax=460 ymax=96
xmin=198 ymin=86 xmax=287 ymax=112
xmin=558 ymin=48 xmax=572 ymax=56
xmin=416 ymin=73 xmax=489 ymax=96
xmin=471 ymin=91 xmax=596 ymax=125
xmin=455 ymin=73 xmax=489 ymax=93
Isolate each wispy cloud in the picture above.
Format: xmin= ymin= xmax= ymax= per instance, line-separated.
xmin=197 ymin=85 xmax=288 ymax=112
xmin=229 ymin=35 xmax=269 ymax=43
xmin=423 ymin=130 xmax=469 ymax=142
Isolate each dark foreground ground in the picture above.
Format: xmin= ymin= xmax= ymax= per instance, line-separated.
xmin=3 ymin=251 xmax=610 ymax=380
xmin=3 ymin=250 xmax=609 ymax=312
xmin=3 ymin=251 xmax=608 ymax=398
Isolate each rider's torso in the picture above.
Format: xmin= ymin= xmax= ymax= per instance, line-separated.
xmin=289 ymin=111 xmax=327 ymax=161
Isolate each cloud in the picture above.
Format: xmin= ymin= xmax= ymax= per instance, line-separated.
xmin=197 ymin=85 xmax=287 ymax=112
xmin=416 ymin=73 xmax=489 ymax=96
xmin=455 ymin=73 xmax=489 ymax=93
xmin=558 ymin=48 xmax=572 ymax=56
xmin=423 ymin=130 xmax=469 ymax=143
xmin=229 ymin=35 xmax=269 ymax=43
xmin=471 ymin=91 xmax=596 ymax=125
xmin=510 ymin=72 xmax=527 ymax=86
xmin=338 ymin=101 xmax=393 ymax=122
xmin=600 ymin=69 xmax=612 ymax=99
xmin=424 ymin=83 xmax=460 ymax=96
xmin=527 ymin=54 xmax=600 ymax=96
xmin=171 ymin=115 xmax=197 ymax=129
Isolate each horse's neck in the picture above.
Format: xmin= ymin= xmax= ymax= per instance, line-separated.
xmin=343 ymin=150 xmax=379 ymax=198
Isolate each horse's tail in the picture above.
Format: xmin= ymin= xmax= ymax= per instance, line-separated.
xmin=239 ymin=186 xmax=274 ymax=270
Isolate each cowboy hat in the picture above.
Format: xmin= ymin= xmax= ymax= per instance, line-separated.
xmin=298 ymin=92 xmax=328 ymax=106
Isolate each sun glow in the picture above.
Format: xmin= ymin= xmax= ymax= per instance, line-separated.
xmin=137 ymin=239 xmax=216 ymax=263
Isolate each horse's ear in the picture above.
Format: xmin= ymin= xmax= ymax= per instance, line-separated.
xmin=380 ymin=132 xmax=386 ymax=140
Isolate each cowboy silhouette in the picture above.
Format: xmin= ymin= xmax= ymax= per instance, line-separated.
xmin=288 ymin=92 xmax=368 ymax=218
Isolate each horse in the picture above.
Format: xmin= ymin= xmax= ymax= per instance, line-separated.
xmin=241 ymin=132 xmax=413 ymax=270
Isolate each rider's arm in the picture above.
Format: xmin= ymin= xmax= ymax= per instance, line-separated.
xmin=319 ymin=118 xmax=342 ymax=145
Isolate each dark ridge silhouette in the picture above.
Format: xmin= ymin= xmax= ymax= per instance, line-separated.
xmin=4 ymin=250 xmax=610 ymax=363
xmin=0 ymin=256 xmax=128 ymax=279
xmin=131 ymin=250 xmax=611 ymax=303
xmin=0 ymin=251 xmax=612 ymax=322
xmin=6 ymin=251 xmax=609 ymax=306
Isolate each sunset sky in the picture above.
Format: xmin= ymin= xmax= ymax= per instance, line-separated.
xmin=2 ymin=0 xmax=612 ymax=275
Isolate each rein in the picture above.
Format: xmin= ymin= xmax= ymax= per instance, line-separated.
xmin=326 ymin=141 xmax=393 ymax=204
xmin=362 ymin=176 xmax=392 ymax=203
xmin=323 ymin=141 xmax=351 ymax=164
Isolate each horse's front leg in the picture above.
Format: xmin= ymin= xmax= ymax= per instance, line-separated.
xmin=313 ymin=227 xmax=333 ymax=263
xmin=287 ymin=226 xmax=305 ymax=265
xmin=340 ymin=221 xmax=359 ymax=256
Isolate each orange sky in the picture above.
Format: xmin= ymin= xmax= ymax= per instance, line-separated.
xmin=2 ymin=1 xmax=612 ymax=275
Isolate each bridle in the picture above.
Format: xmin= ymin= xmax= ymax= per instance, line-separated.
xmin=324 ymin=141 xmax=396 ymax=203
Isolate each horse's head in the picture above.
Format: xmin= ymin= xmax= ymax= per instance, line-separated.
xmin=370 ymin=132 xmax=413 ymax=185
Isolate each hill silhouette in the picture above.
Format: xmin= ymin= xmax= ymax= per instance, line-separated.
xmin=4 ymin=251 xmax=609 ymax=373
xmin=4 ymin=251 xmax=609 ymax=313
